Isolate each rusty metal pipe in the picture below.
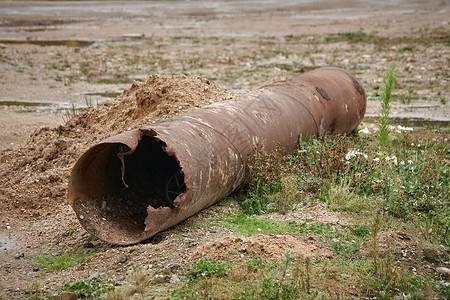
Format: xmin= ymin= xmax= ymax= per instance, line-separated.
xmin=67 ymin=67 xmax=366 ymax=245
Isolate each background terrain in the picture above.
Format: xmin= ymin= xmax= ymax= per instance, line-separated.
xmin=0 ymin=1 xmax=449 ymax=299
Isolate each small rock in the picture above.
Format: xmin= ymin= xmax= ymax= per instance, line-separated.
xmin=14 ymin=253 xmax=24 ymax=260
xmin=114 ymin=282 xmax=122 ymax=286
xmin=436 ymin=267 xmax=450 ymax=278
xmin=33 ymin=266 xmax=40 ymax=272
xmin=116 ymin=255 xmax=128 ymax=264
xmin=166 ymin=262 xmax=182 ymax=271
xmin=89 ymin=272 xmax=100 ymax=281
xmin=137 ymin=248 xmax=146 ymax=253
xmin=151 ymin=274 xmax=167 ymax=284
xmin=61 ymin=291 xmax=78 ymax=300
xmin=169 ymin=274 xmax=181 ymax=284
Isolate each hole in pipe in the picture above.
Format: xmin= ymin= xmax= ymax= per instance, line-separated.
xmin=73 ymin=135 xmax=185 ymax=244
xmin=122 ymin=136 xmax=186 ymax=209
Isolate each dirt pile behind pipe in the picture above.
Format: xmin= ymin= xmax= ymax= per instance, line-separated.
xmin=0 ymin=75 xmax=230 ymax=220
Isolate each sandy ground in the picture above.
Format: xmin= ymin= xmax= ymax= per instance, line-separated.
xmin=0 ymin=1 xmax=449 ymax=299
xmin=0 ymin=0 xmax=449 ymax=149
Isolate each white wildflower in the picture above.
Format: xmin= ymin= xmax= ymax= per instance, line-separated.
xmin=391 ymin=156 xmax=398 ymax=165
xmin=345 ymin=149 xmax=368 ymax=160
xmin=395 ymin=125 xmax=413 ymax=133
xmin=373 ymin=157 xmax=380 ymax=162
xmin=408 ymin=160 xmax=413 ymax=164
xmin=359 ymin=128 xmax=370 ymax=134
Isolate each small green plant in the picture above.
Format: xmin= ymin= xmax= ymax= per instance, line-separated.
xmin=64 ymin=278 xmax=113 ymax=299
xmin=62 ymin=227 xmax=78 ymax=237
xmin=25 ymin=281 xmax=46 ymax=299
xmin=291 ymin=220 xmax=336 ymax=235
xmin=188 ymin=257 xmax=231 ymax=280
xmin=35 ymin=251 xmax=92 ymax=272
xmin=378 ymin=66 xmax=398 ymax=151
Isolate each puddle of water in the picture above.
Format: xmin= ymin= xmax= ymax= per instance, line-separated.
xmin=0 ymin=100 xmax=87 ymax=110
xmin=0 ymin=40 xmax=94 ymax=47
xmin=85 ymin=92 xmax=121 ymax=99
xmin=363 ymin=116 xmax=450 ymax=129
xmin=0 ymin=100 xmax=54 ymax=109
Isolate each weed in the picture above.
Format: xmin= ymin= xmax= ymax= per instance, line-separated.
xmin=64 ymin=278 xmax=113 ymax=298
xmin=84 ymin=95 xmax=94 ymax=109
xmin=79 ymin=62 xmax=90 ymax=75
xmin=24 ymin=281 xmax=46 ymax=299
xmin=122 ymin=268 xmax=150 ymax=299
xmin=62 ymin=102 xmax=78 ymax=123
xmin=326 ymin=180 xmax=376 ymax=212
xmin=369 ymin=209 xmax=382 ymax=276
xmin=274 ymin=175 xmax=298 ymax=214
xmin=378 ymin=66 xmax=398 ymax=152
xmin=291 ymin=220 xmax=336 ymax=235
xmin=292 ymin=255 xmax=312 ymax=294
xmin=62 ymin=228 xmax=78 ymax=237
xmin=34 ymin=251 xmax=93 ymax=272
xmin=351 ymin=225 xmax=371 ymax=238
xmin=188 ymin=257 xmax=231 ymax=280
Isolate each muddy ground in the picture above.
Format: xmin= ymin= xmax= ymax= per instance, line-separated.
xmin=0 ymin=0 xmax=449 ymax=299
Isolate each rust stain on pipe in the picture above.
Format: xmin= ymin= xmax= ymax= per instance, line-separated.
xmin=67 ymin=67 xmax=366 ymax=245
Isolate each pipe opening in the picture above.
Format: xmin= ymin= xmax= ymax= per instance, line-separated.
xmin=73 ymin=135 xmax=186 ymax=244
xmin=122 ymin=135 xmax=186 ymax=209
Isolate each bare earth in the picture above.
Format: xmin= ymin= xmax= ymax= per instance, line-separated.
xmin=0 ymin=0 xmax=449 ymax=299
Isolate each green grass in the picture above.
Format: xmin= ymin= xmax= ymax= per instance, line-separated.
xmin=223 ymin=214 xmax=295 ymax=236
xmin=323 ymin=29 xmax=449 ymax=46
xmin=64 ymin=278 xmax=113 ymax=299
xmin=171 ymin=252 xmax=318 ymax=300
xmin=34 ymin=251 xmax=94 ymax=273
xmin=188 ymin=257 xmax=231 ymax=280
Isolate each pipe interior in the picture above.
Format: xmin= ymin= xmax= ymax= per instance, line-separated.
xmin=74 ymin=135 xmax=186 ymax=244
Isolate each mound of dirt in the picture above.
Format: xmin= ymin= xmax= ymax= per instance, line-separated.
xmin=361 ymin=231 xmax=450 ymax=272
xmin=190 ymin=233 xmax=334 ymax=263
xmin=0 ymin=75 xmax=230 ymax=220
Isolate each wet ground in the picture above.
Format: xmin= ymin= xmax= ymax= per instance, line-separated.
xmin=0 ymin=0 xmax=449 ymax=150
